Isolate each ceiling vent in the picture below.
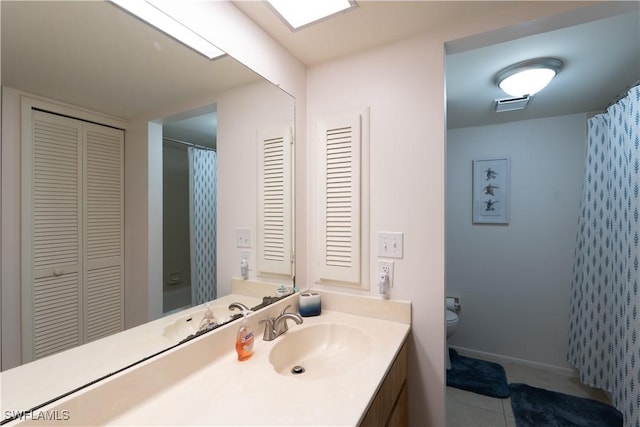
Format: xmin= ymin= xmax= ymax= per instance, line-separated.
xmin=494 ymin=95 xmax=531 ymax=112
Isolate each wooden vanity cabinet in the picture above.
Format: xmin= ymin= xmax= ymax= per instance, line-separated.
xmin=360 ymin=340 xmax=408 ymax=427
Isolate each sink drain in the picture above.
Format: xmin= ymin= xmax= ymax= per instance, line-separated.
xmin=291 ymin=365 xmax=306 ymax=375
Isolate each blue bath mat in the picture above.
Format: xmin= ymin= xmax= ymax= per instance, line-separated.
xmin=509 ymin=383 xmax=623 ymax=427
xmin=446 ymin=349 xmax=510 ymax=398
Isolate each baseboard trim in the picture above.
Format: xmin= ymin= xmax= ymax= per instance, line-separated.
xmin=450 ymin=345 xmax=577 ymax=378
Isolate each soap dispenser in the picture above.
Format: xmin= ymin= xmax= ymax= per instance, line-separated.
xmin=198 ymin=303 xmax=218 ymax=332
xmin=235 ymin=310 xmax=254 ymax=361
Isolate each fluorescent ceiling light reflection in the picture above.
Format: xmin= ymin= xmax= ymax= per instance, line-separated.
xmin=267 ymin=0 xmax=356 ymax=30
xmin=110 ymin=0 xmax=224 ymax=60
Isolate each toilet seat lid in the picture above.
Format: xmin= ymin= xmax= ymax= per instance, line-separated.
xmin=446 ymin=310 xmax=458 ymax=323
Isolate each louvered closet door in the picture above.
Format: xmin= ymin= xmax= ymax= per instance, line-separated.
xmin=23 ymin=110 xmax=124 ymax=362
xmin=25 ymin=111 xmax=83 ymax=360
xmin=83 ymin=123 xmax=124 ymax=342
xmin=257 ymin=127 xmax=293 ymax=276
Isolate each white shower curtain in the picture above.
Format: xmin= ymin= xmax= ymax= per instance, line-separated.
xmin=188 ymin=147 xmax=217 ymax=305
xmin=568 ymin=85 xmax=639 ymax=427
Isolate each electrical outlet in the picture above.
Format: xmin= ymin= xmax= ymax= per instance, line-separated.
xmin=378 ymin=260 xmax=394 ymax=288
xmin=236 ymin=228 xmax=251 ymax=248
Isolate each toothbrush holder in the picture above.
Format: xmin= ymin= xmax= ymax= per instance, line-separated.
xmin=299 ymin=292 xmax=321 ymax=317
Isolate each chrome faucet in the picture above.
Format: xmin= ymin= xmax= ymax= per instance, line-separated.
xmin=259 ymin=305 xmax=303 ymax=341
xmin=228 ymin=302 xmax=251 ymax=312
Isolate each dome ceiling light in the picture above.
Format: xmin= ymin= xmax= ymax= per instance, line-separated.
xmin=495 ymin=58 xmax=563 ymax=98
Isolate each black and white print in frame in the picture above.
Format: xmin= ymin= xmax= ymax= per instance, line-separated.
xmin=472 ymin=157 xmax=510 ymax=224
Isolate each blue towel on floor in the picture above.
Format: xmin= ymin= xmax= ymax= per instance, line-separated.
xmin=446 ymin=348 xmax=510 ymax=398
xmin=509 ymin=383 xmax=623 ymax=427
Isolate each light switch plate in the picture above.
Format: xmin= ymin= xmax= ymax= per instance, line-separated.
xmin=236 ymin=227 xmax=251 ymax=248
xmin=378 ymin=232 xmax=403 ymax=259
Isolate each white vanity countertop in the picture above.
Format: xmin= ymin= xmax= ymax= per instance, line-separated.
xmin=8 ymin=292 xmax=411 ymax=426
xmin=0 ymin=293 xmax=262 ymax=418
xmin=107 ymin=311 xmax=410 ymax=426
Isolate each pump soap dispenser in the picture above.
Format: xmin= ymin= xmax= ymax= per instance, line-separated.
xmin=235 ymin=310 xmax=254 ymax=361
xmin=198 ymin=303 xmax=218 ymax=332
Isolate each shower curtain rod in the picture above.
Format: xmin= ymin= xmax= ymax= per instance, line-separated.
xmin=162 ymin=137 xmax=216 ymax=152
xmin=602 ymin=79 xmax=639 ymax=112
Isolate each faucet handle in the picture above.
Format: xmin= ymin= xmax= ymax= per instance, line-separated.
xmin=259 ymin=317 xmax=276 ymax=341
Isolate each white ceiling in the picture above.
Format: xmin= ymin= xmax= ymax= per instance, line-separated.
xmin=234 ymin=1 xmax=640 ymax=129
xmin=2 ymin=1 xmax=638 ymax=131
xmin=232 ymin=1 xmax=515 ymax=66
xmin=1 ymin=1 xmax=261 ymax=120
xmin=446 ymin=8 xmax=640 ymax=128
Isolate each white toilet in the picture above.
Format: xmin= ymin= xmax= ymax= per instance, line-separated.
xmin=446 ymin=309 xmax=459 ymax=370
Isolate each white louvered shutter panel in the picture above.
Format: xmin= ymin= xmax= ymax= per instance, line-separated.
xmin=318 ymin=112 xmax=362 ymax=284
xmin=25 ymin=111 xmax=83 ymax=360
xmin=83 ymin=123 xmax=124 ymax=342
xmin=257 ymin=127 xmax=293 ymax=276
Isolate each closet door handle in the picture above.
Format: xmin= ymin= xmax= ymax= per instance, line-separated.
xmin=53 ymin=268 xmax=64 ymax=277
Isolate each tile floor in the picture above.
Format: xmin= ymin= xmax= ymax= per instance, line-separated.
xmin=446 ymin=355 xmax=611 ymax=427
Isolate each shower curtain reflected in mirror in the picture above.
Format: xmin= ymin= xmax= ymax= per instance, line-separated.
xmin=568 ymin=85 xmax=639 ymax=427
xmin=188 ymin=147 xmax=217 ymax=305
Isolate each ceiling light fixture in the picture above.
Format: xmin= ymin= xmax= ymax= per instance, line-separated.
xmin=267 ymin=0 xmax=357 ymax=30
xmin=495 ymin=58 xmax=563 ymax=97
xmin=110 ymin=0 xmax=225 ymax=60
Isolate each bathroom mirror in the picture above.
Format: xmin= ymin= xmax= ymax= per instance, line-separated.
xmin=0 ymin=0 xmax=294 ymax=417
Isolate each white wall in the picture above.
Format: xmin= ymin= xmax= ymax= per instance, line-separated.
xmin=217 ymin=79 xmax=295 ymax=293
xmin=119 ymin=0 xmax=306 ymax=327
xmin=307 ymin=33 xmax=447 ymax=427
xmin=446 ymin=114 xmax=586 ymax=370
xmin=123 ymin=117 xmax=155 ymax=328
xmin=162 ymin=143 xmax=191 ymax=312
xmin=147 ymin=122 xmax=164 ymax=321
xmin=148 ymin=0 xmax=309 ymax=283
xmin=1 ymin=87 xmax=21 ymax=369
xmin=304 ymin=3 xmax=595 ymax=424
xmin=124 ymin=79 xmax=294 ymax=324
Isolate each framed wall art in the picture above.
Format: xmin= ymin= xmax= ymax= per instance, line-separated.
xmin=472 ymin=157 xmax=510 ymax=224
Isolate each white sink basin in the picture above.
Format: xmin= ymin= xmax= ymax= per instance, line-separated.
xmin=163 ymin=306 xmax=234 ymax=342
xmin=268 ymin=323 xmax=372 ymax=379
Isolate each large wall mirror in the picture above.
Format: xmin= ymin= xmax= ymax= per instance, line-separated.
xmin=1 ymin=0 xmax=295 ymax=418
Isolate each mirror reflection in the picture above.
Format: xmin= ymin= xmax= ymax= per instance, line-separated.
xmin=162 ymin=113 xmax=219 ymax=313
xmin=1 ymin=0 xmax=294 ymax=417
